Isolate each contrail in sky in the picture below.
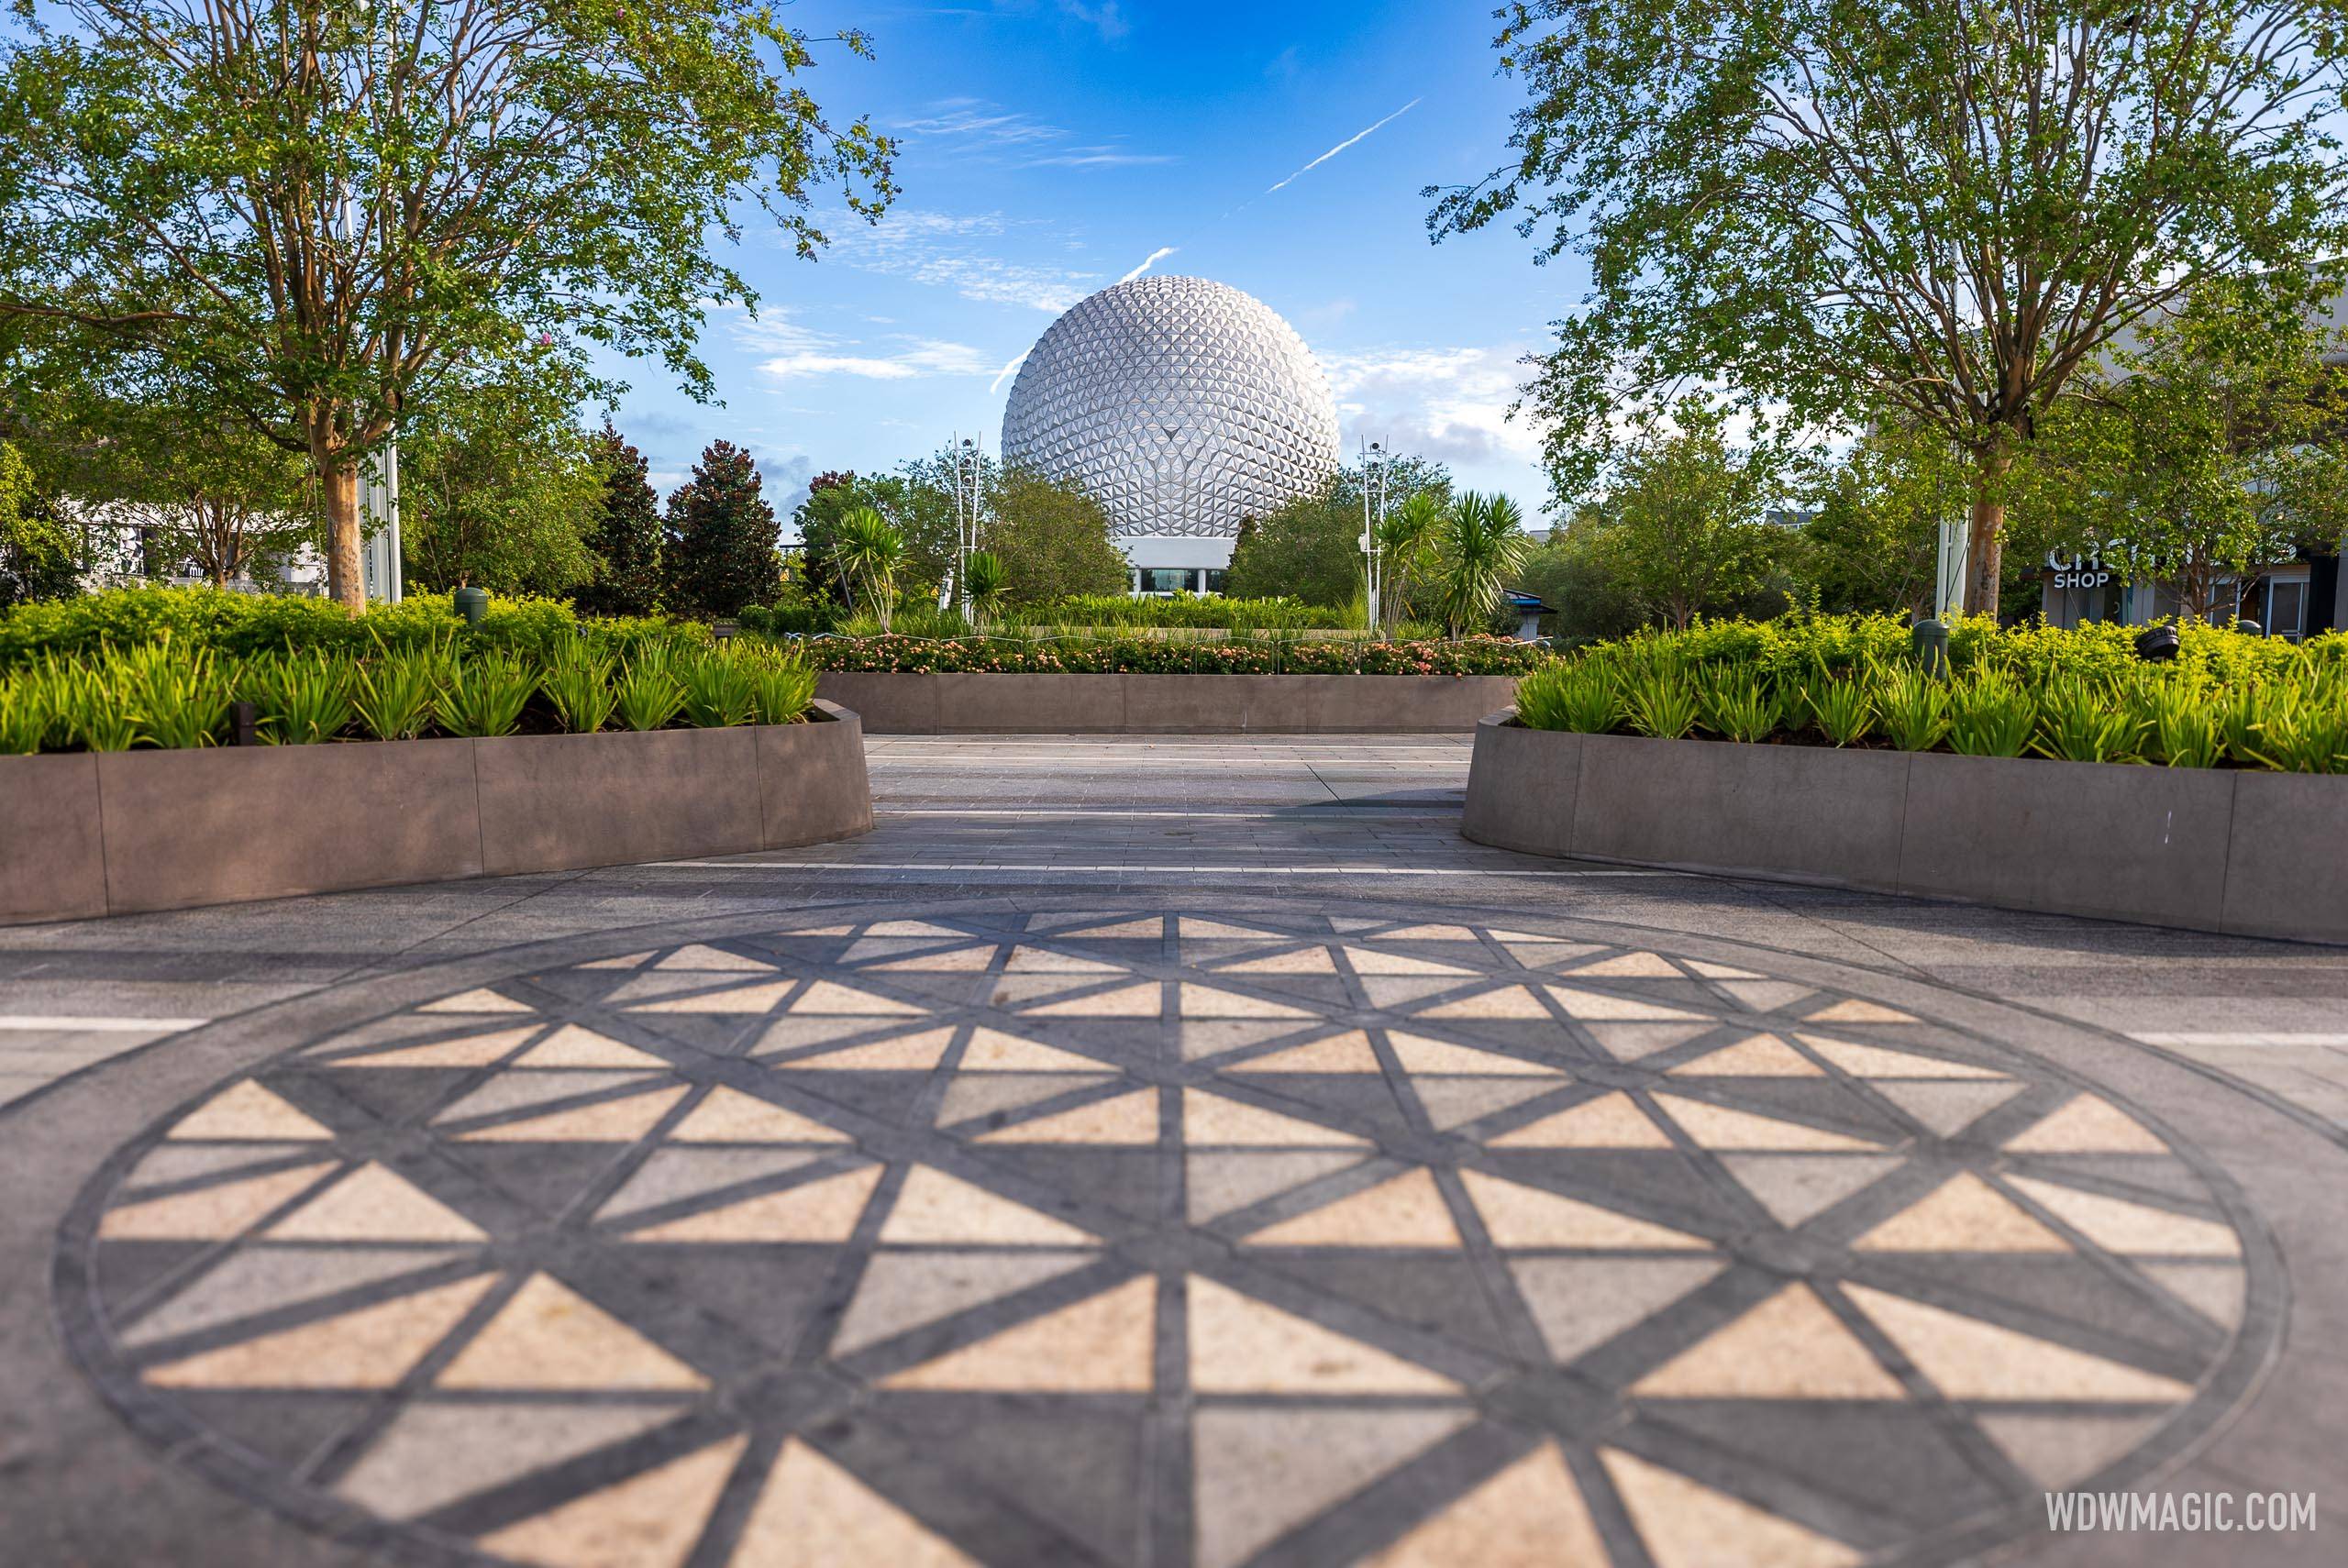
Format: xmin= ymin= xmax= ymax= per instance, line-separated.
xmin=1266 ymin=98 xmax=1422 ymax=193
xmin=1118 ymin=246 xmax=1178 ymax=283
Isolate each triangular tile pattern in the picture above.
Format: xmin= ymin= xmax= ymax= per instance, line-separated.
xmin=1192 ymin=1408 xmax=1474 ymax=1568
xmin=145 ymin=1275 xmax=499 ymax=1389
xmin=626 ymin=1165 xmax=881 ymax=1244
xmin=734 ymin=1440 xmax=977 ymax=1567
xmin=1601 ymin=1447 xmax=1861 ymax=1568
xmin=1187 ymin=1275 xmax=1457 ymax=1395
xmin=475 ymin=1434 xmax=745 ymax=1568
xmin=1631 ymin=1285 xmax=1907 ymax=1399
xmin=437 ymin=1274 xmax=707 ymax=1391
xmin=880 ymin=1275 xmax=1156 ymax=1391
xmin=338 ymin=1400 xmax=683 ymax=1518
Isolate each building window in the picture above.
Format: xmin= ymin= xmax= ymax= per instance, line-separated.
xmin=1138 ymin=568 xmax=1192 ymax=595
xmin=2265 ymin=576 xmax=2308 ymax=641
xmin=1202 ymin=570 xmax=1227 ymax=595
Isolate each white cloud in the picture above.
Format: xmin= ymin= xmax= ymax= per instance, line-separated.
xmin=990 ymin=349 xmax=1031 ymax=394
xmin=894 ymin=102 xmax=1067 ymax=149
xmin=739 ymin=308 xmax=994 ymax=381
xmin=1118 ymin=246 xmax=1177 ymax=283
xmin=1058 ymin=0 xmax=1129 ymax=39
xmin=1024 ymin=146 xmax=1177 ymax=169
xmin=1321 ymin=344 xmax=1541 ymax=467
xmin=892 ymin=97 xmax=1170 ymax=172
xmin=822 ymin=206 xmax=1102 ymax=312
xmin=1267 ymin=98 xmax=1421 ymax=193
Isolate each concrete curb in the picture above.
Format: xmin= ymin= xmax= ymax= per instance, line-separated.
xmin=0 ymin=701 xmax=873 ymax=925
xmin=1462 ymin=711 xmax=2348 ymax=945
xmin=814 ymin=671 xmax=1521 ymax=734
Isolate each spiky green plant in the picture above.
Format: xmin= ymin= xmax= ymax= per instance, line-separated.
xmin=745 ymin=648 xmax=818 ymax=725
xmin=1947 ymin=670 xmax=2038 ymax=757
xmin=961 ymin=550 xmax=1009 ymax=631
xmin=1434 ymin=491 xmax=1532 ymax=638
xmin=2132 ymin=678 xmax=2225 ymax=768
xmin=832 ymin=505 xmax=908 ymax=634
xmin=1700 ymin=670 xmax=1784 ymax=744
xmin=55 ymin=659 xmax=139 ymax=751
xmin=352 ymin=646 xmax=441 ymax=740
xmin=121 ymin=639 xmax=231 ymax=748
xmin=542 ymin=644 xmax=618 ymax=734
xmin=0 ymin=666 xmax=60 ymax=754
xmin=614 ymin=645 xmax=687 ymax=731
xmin=440 ymin=653 xmax=539 ymax=737
xmin=1878 ymin=667 xmax=1950 ymax=752
xmin=243 ymin=651 xmax=355 ymax=744
xmin=2250 ymin=700 xmax=2348 ymax=773
xmin=678 ymin=647 xmax=759 ymax=727
xmin=1806 ymin=671 xmax=1876 ymax=747
xmin=2032 ymin=679 xmax=2142 ymax=764
xmin=1624 ymin=668 xmax=1701 ymax=739
xmin=1515 ymin=662 xmax=1622 ymax=733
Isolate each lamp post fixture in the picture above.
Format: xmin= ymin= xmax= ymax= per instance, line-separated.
xmin=1359 ymin=438 xmax=1390 ymax=635
xmin=947 ymin=434 xmax=985 ymax=622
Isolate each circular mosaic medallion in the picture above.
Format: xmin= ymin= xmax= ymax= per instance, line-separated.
xmin=62 ymin=908 xmax=2264 ymax=1568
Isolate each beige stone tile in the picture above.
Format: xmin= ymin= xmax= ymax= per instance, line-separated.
xmin=1245 ymin=1169 xmax=1462 ymax=1249
xmin=1461 ymin=1168 xmax=1709 ymax=1252
xmin=170 ymin=1081 xmax=334 ymax=1141
xmin=1362 ymin=1443 xmax=1608 ymax=1568
xmin=1976 ymin=1413 xmax=2169 ymax=1490
xmin=880 ymin=1275 xmax=1156 ymax=1392
xmin=1359 ymin=977 xmax=1476 ymax=1009
xmin=1004 ymin=945 xmax=1126 ymax=975
xmin=654 ymin=944 xmax=777 ymax=972
xmin=1686 ymin=961 xmax=1762 ymax=979
xmin=437 ymin=1273 xmax=706 ymax=1391
xmin=832 ymin=1250 xmax=1098 ymax=1355
xmin=515 ymin=1027 xmax=670 ymax=1070
xmin=866 ymin=921 xmax=973 ymax=939
xmin=1631 ymin=1285 xmax=1906 ymax=1399
xmin=878 ymin=1165 xmax=1097 ymax=1246
xmin=1218 ymin=946 xmax=1339 ymax=975
xmin=1667 ymin=1034 xmax=1822 ymax=1077
xmin=1194 ymin=1408 xmax=1474 ymax=1568
xmin=1023 ymin=983 xmax=1163 ymax=1018
xmin=336 ymin=1400 xmax=680 ymax=1518
xmin=1716 ymin=981 xmax=1819 ymax=1011
xmin=335 ymin=1026 xmax=540 ymax=1069
xmin=1345 ymin=948 xmax=1478 ymax=977
xmin=421 ymin=988 xmax=535 ymax=1014
xmin=1488 ymin=1093 xmax=1672 ymax=1150
xmin=147 ymin=1274 xmax=498 ymax=1389
xmin=2002 ymin=1097 xmax=2168 ymax=1155
xmin=1844 ymin=1284 xmax=2196 ymax=1401
xmin=477 ymin=1434 xmax=744 ymax=1568
xmin=868 ymin=945 xmax=1001 ymax=972
xmin=1180 ymin=984 xmax=1314 ymax=1020
xmin=669 ymin=1087 xmax=850 ymax=1145
xmin=1376 ymin=924 xmax=1481 ymax=942
xmin=972 ymin=1088 xmax=1159 ymax=1145
xmin=1545 ymin=987 xmax=1701 ymax=1022
xmin=626 ymin=1165 xmax=880 ymax=1244
xmin=1799 ymin=1035 xmax=2005 ymax=1080
xmin=1500 ymin=941 xmax=1608 ymax=971
xmin=1183 ymin=1089 xmax=1368 ymax=1148
xmin=100 ymin=1163 xmax=333 ymax=1241
xmin=752 ymin=1017 xmax=905 ymax=1055
xmin=1232 ymin=1031 xmax=1381 ymax=1074
xmin=733 ymin=1440 xmax=974 ymax=1567
xmin=458 ymin=1085 xmax=687 ymax=1143
xmin=1419 ymin=986 xmax=1553 ymax=1021
xmin=1186 ymin=1275 xmax=1456 ymax=1395
xmin=1056 ymin=916 xmax=1164 ymax=940
xmin=785 ymin=981 xmax=926 ymax=1017
xmin=958 ymin=1028 xmax=1104 ymax=1073
xmin=2142 ymin=1263 xmax=2245 ymax=1329
xmin=1389 ymin=1032 xmax=1565 ymax=1077
xmin=2005 ymin=1176 xmax=2241 ymax=1258
xmin=628 ymin=978 xmax=800 ymax=1015
xmin=1178 ymin=1020 xmax=1312 ymax=1061
xmin=1806 ymin=999 xmax=1918 ymax=1025
xmin=1601 ymin=1448 xmax=1860 ymax=1568
xmin=774 ymin=1027 xmax=955 ymax=1071
xmin=578 ymin=952 xmax=655 ymax=970
xmin=1853 ymin=1173 xmax=2071 ymax=1253
xmin=1180 ymin=918 xmax=1281 ymax=940
xmin=1566 ymin=952 xmax=1681 ymax=978
xmin=1652 ymin=1094 xmax=1883 ymax=1153
xmin=1580 ymin=1022 xmax=1716 ymax=1062
xmin=263 ymin=1163 xmax=488 ymax=1243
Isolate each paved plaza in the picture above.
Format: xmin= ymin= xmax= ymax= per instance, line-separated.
xmin=4 ymin=735 xmax=2345 ymax=1566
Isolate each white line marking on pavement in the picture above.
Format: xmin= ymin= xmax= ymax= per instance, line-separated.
xmin=0 ymin=1016 xmax=209 ymax=1032
xmin=2133 ymin=1032 xmax=2348 ymax=1048
xmin=640 ymin=861 xmax=1687 ymax=878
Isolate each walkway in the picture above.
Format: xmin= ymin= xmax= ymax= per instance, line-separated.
xmin=3 ymin=735 xmax=2343 ymax=1567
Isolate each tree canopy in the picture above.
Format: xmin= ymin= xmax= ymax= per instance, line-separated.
xmin=0 ymin=0 xmax=894 ymax=609
xmin=1434 ymin=0 xmax=2348 ymax=614
xmin=665 ymin=441 xmax=781 ymax=618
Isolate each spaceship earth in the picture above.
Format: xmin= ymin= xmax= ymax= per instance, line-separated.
xmin=1001 ymin=276 xmax=1342 ymax=539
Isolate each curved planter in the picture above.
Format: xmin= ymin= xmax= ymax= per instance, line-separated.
xmin=815 ymin=671 xmax=1521 ymax=734
xmin=1463 ymin=712 xmax=2348 ymax=945
xmin=0 ymin=701 xmax=873 ymax=926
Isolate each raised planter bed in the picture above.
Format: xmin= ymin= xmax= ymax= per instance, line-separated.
xmin=814 ymin=671 xmax=1522 ymax=734
xmin=1462 ymin=712 xmax=2348 ymax=944
xmin=0 ymin=701 xmax=873 ymax=926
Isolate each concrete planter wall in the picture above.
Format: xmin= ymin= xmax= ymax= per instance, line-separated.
xmin=815 ymin=671 xmax=1521 ymax=734
xmin=0 ymin=701 xmax=872 ymax=926
xmin=1463 ymin=712 xmax=2348 ymax=945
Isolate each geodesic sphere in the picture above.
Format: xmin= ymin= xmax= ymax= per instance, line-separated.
xmin=1001 ymin=276 xmax=1342 ymax=538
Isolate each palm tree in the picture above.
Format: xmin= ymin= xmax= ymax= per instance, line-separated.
xmin=962 ymin=549 xmax=1009 ymax=631
xmin=1435 ymin=491 xmax=1532 ymax=637
xmin=1374 ymin=491 xmax=1446 ymax=629
xmin=832 ymin=506 xmax=907 ymax=633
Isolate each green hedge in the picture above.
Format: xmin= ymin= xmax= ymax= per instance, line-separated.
xmin=0 ymin=632 xmax=814 ymax=754
xmin=0 ymin=585 xmax=692 ymax=668
xmin=737 ymin=593 xmax=1365 ymax=638
xmin=1514 ymin=613 xmax=2348 ymax=772
xmin=792 ymin=633 xmax=1543 ymax=676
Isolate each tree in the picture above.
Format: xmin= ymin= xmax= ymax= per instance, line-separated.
xmin=831 ymin=507 xmax=908 ymax=630
xmin=1514 ymin=519 xmax=1645 ymax=645
xmin=399 ymin=358 xmax=602 ymax=596
xmin=1433 ymin=1 xmax=2348 ymax=616
xmin=1224 ymin=457 xmax=1453 ymax=607
xmin=2013 ymin=278 xmax=2348 ymax=621
xmin=1434 ymin=491 xmax=1534 ymax=637
xmin=1373 ymin=492 xmax=1446 ymax=628
xmin=665 ymin=442 xmax=781 ymax=617
xmin=0 ymin=438 xmax=79 ymax=605
xmin=988 ymin=469 xmax=1129 ymax=605
xmin=0 ymin=1 xmax=893 ymax=611
xmin=1800 ymin=421 xmax=1972 ymax=617
xmin=792 ymin=472 xmax=864 ymax=608
xmin=1584 ymin=403 xmax=1786 ymax=629
xmin=575 ymin=425 xmax=664 ymax=617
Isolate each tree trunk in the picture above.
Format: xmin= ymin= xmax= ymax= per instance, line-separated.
xmin=1965 ymin=444 xmax=2010 ymax=621
xmin=318 ymin=454 xmax=364 ymax=612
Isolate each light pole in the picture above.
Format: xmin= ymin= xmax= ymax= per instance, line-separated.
xmin=1359 ymin=438 xmax=1390 ymax=635
xmin=947 ymin=435 xmax=984 ymax=622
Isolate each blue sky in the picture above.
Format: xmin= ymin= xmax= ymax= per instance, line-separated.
xmin=604 ymin=0 xmax=1587 ymax=530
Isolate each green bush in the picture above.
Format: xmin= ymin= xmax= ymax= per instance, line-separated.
xmin=787 ymin=631 xmax=1543 ymax=677
xmin=1510 ymin=612 xmax=2348 ymax=773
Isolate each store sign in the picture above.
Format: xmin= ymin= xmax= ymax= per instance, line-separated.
xmin=2045 ymin=541 xmax=2125 ymax=591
